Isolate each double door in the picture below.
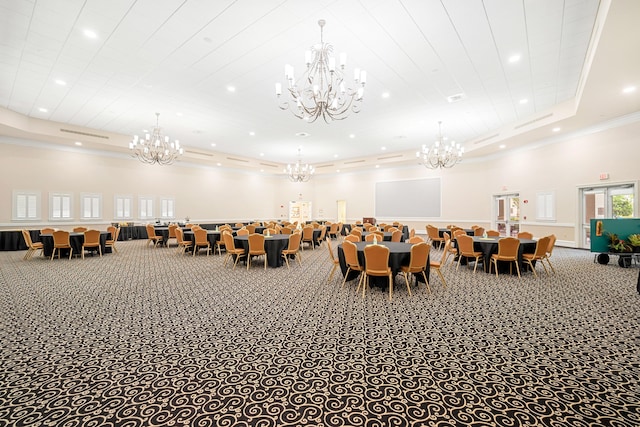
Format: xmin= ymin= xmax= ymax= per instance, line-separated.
xmin=580 ymin=184 xmax=635 ymax=249
xmin=494 ymin=194 xmax=520 ymax=237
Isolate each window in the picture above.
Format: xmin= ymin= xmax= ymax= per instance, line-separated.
xmin=536 ymin=191 xmax=556 ymax=221
xmin=160 ymin=197 xmax=175 ymax=219
xmin=139 ymin=196 xmax=154 ymax=220
xmin=81 ymin=193 xmax=101 ymax=220
xmin=13 ymin=190 xmax=41 ymax=221
xmin=50 ymin=192 xmax=73 ymax=220
xmin=114 ymin=195 xmax=133 ymax=219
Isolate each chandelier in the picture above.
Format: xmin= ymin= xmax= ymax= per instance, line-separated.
xmin=416 ymin=121 xmax=464 ymax=169
xmin=285 ymin=148 xmax=314 ymax=182
xmin=129 ymin=113 xmax=183 ymax=165
xmin=275 ymin=19 xmax=366 ymax=123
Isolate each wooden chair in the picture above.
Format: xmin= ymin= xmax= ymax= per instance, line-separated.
xmin=146 ymin=224 xmax=162 ymax=247
xmin=344 ymin=234 xmax=360 ymax=243
xmin=175 ymin=227 xmax=193 ymax=255
xmin=192 ymin=228 xmax=211 ymax=256
xmin=281 ymin=232 xmax=302 ymax=268
xmin=41 ymin=227 xmax=55 ymax=235
xmin=489 ymin=237 xmax=521 ymax=278
xmin=425 ymin=225 xmax=444 ymax=249
xmin=486 ymin=230 xmax=500 ymax=237
xmin=341 ymin=240 xmax=364 ymax=290
xmin=264 ymin=227 xmax=278 ymax=235
xmin=106 ymin=226 xmax=120 ymax=253
xmin=167 ymin=224 xmax=178 ymax=247
xmin=456 ymin=234 xmax=484 ymax=273
xmin=222 ymin=231 xmax=246 ymax=269
xmin=442 ymin=232 xmax=457 ymax=266
xmin=328 ymin=223 xmax=340 ymax=239
xmin=236 ymin=228 xmax=249 ymax=236
xmin=325 ymin=238 xmax=341 ymax=283
xmin=522 ymin=236 xmax=551 ymax=278
xmin=407 ymin=236 xmax=425 ymax=244
xmin=430 ymin=240 xmax=450 ymax=288
xmin=234 ymin=222 xmax=244 ymax=228
xmin=364 ymin=233 xmax=378 ymax=242
xmin=301 ymin=226 xmax=315 ymax=250
xmin=542 ymin=234 xmax=557 ymax=273
xmin=81 ymin=229 xmax=102 ymax=259
xmin=245 ymin=225 xmax=256 ymax=234
xmin=215 ymin=233 xmax=226 ymax=256
xmin=400 ymin=242 xmax=429 ymax=294
xmin=473 ymin=227 xmax=485 ymax=236
xmin=281 ymin=227 xmax=293 ymax=235
xmin=22 ymin=230 xmax=43 ymax=260
xmin=391 ymin=230 xmax=403 ymax=242
xmin=517 ymin=231 xmax=534 ymax=239
xmin=73 ymin=226 xmax=88 ymax=233
xmin=247 ymin=233 xmax=266 ymax=269
xmin=362 ymin=244 xmax=393 ymax=300
xmin=315 ymin=225 xmax=327 ymax=247
xmin=51 ymin=230 xmax=72 ymax=260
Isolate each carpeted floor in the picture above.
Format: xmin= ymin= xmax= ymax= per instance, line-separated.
xmin=0 ymin=239 xmax=638 ymax=426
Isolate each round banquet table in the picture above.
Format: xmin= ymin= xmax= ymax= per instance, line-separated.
xmin=461 ymin=236 xmax=537 ymax=273
xmin=40 ymin=232 xmax=110 ymax=258
xmin=234 ymin=234 xmax=291 ymax=268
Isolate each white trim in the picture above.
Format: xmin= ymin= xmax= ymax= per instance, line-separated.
xmin=80 ymin=193 xmax=102 ymax=220
xmin=12 ymin=190 xmax=41 ymax=221
xmin=49 ymin=192 xmax=73 ymax=221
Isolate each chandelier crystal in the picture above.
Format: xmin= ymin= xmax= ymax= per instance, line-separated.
xmin=285 ymin=148 xmax=314 ymax=182
xmin=416 ymin=121 xmax=464 ymax=169
xmin=129 ymin=113 xmax=183 ymax=165
xmin=275 ymin=19 xmax=366 ymax=123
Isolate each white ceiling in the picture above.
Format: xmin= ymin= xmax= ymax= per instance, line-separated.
xmin=0 ymin=0 xmax=638 ymax=172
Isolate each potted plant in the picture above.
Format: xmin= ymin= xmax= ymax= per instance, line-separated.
xmin=606 ymin=232 xmax=632 ymax=253
xmin=627 ymin=234 xmax=640 ymax=252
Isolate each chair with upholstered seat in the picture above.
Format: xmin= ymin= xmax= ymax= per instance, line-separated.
xmin=344 ymin=234 xmax=360 ymax=243
xmin=315 ymin=225 xmax=327 ymax=248
xmin=328 ymin=223 xmax=340 ymax=239
xmin=222 ymin=231 xmax=246 ymax=269
xmin=522 ymin=236 xmax=551 ymax=278
xmin=489 ymin=237 xmax=521 ymax=278
xmin=407 ymin=236 xmax=425 ymax=244
xmin=486 ymin=230 xmax=500 ymax=237
xmin=72 ymin=226 xmax=87 ymax=233
xmin=391 ymin=230 xmax=403 ymax=242
xmin=281 ymin=232 xmax=302 ymax=268
xmin=442 ymin=232 xmax=457 ymax=266
xmin=22 ymin=230 xmax=43 ymax=260
xmin=81 ymin=229 xmax=102 ymax=259
xmin=281 ymin=227 xmax=292 ymax=235
xmin=247 ymin=233 xmax=266 ymax=269
xmin=362 ymin=244 xmax=394 ymax=300
xmin=364 ymin=233 xmax=378 ymax=242
xmin=174 ymin=227 xmax=193 ymax=255
xmin=146 ymin=224 xmax=162 ymax=247
xmin=51 ymin=230 xmax=72 ymax=260
xmin=325 ymin=238 xmax=341 ymax=283
xmin=106 ymin=226 xmax=120 ymax=253
xmin=167 ymin=224 xmax=178 ymax=247
xmin=426 ymin=225 xmax=444 ymax=249
xmin=542 ymin=234 xmax=557 ymax=273
xmin=400 ymin=242 xmax=429 ymax=295
xmin=341 ymin=240 xmax=365 ymax=291
xmin=245 ymin=225 xmax=257 ymax=234
xmin=517 ymin=231 xmax=533 ymax=239
xmin=236 ymin=228 xmax=249 ymax=236
xmin=192 ymin=228 xmax=211 ymax=256
xmin=473 ymin=227 xmax=485 ymax=236
xmin=264 ymin=227 xmax=278 ymax=235
xmin=456 ymin=234 xmax=484 ymax=273
xmin=301 ymin=226 xmax=315 ymax=250
xmin=41 ymin=227 xmax=55 ymax=235
xmin=452 ymin=229 xmax=466 ymax=238
xmin=430 ymin=240 xmax=450 ymax=288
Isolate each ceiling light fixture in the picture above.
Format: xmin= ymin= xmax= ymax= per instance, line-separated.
xmin=285 ymin=147 xmax=314 ymax=182
xmin=275 ymin=19 xmax=366 ymax=123
xmin=416 ymin=121 xmax=464 ymax=169
xmin=129 ymin=113 xmax=183 ymax=165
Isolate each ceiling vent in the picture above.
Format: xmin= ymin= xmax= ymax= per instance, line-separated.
xmin=344 ymin=159 xmax=366 ymax=165
xmin=473 ymin=133 xmax=500 ymax=145
xmin=60 ymin=128 xmax=109 ymax=139
xmin=314 ymin=164 xmax=335 ymax=169
xmin=185 ymin=149 xmax=214 ymax=157
xmin=514 ymin=113 xmax=554 ymax=130
xmin=377 ymin=154 xmax=403 ymax=160
xmin=259 ymin=162 xmax=278 ymax=168
xmin=446 ymin=93 xmax=466 ymax=103
xmin=226 ymin=157 xmax=249 ymax=163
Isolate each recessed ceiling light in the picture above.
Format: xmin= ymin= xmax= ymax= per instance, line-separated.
xmin=259 ymin=152 xmax=264 ymax=157
xmin=519 ymin=98 xmax=528 ymax=104
xmin=336 ymin=169 xmax=340 ymax=173
xmin=552 ymin=127 xmax=561 ymax=132
xmin=176 ymin=112 xmax=183 ymax=117
xmin=381 ymin=146 xmax=387 ymax=151
xmin=260 ymin=169 xmax=264 ymax=173
xmin=74 ymin=141 xmax=82 ymax=146
xmin=295 ymin=132 xmax=310 ymax=138
xmin=227 ymin=86 xmax=236 ymax=92
xmin=211 ymin=143 xmax=216 ymax=147
xmin=508 ymin=54 xmax=521 ymax=63
xmin=38 ymin=107 xmax=48 ymax=112
xmin=54 ymin=79 xmax=66 ymax=86
xmin=622 ymin=86 xmax=637 ymax=94
xmin=349 ymin=134 xmax=355 ymax=139
xmin=499 ymin=144 xmax=506 ymax=149
xmin=83 ymin=29 xmax=97 ymax=39
xmin=375 ymin=165 xmax=380 ymax=168
xmin=333 ymin=154 xmax=338 ymax=158
xmin=216 ymin=162 xmax=222 ymax=166
xmin=382 ymin=92 xmax=390 ymax=98
xmin=249 ymin=131 xmax=255 ymax=136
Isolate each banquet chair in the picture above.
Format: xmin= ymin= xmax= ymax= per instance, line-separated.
xmin=106 ymin=226 xmax=120 ymax=253
xmin=456 ymin=234 xmax=484 ymax=273
xmin=400 ymin=242 xmax=429 ymax=295
xmin=315 ymin=225 xmax=327 ymax=247
xmin=174 ymin=227 xmax=193 ymax=255
xmin=301 ymin=226 xmax=315 ymax=250
xmin=473 ymin=227 xmax=485 ymax=236
xmin=426 ymin=225 xmax=444 ymax=249
xmin=522 ymin=236 xmax=551 ymax=278
xmin=344 ymin=234 xmax=360 ymax=243
xmin=409 ymin=228 xmax=416 ymax=238
xmin=517 ymin=231 xmax=534 ymax=239
xmin=442 ymin=232 xmax=457 ymax=266
xmin=486 ymin=230 xmax=500 ymax=237
xmin=41 ymin=227 xmax=55 ymax=235
xmin=362 ymin=244 xmax=394 ymax=300
xmin=452 ymin=229 xmax=466 ymax=238
xmin=247 ymin=233 xmax=266 ymax=269
xmin=192 ymin=228 xmax=211 ymax=256
xmin=51 ymin=230 xmax=72 ymax=260
xmin=264 ymin=227 xmax=278 ymax=235
xmin=328 ymin=223 xmax=340 ymax=239
xmin=391 ymin=230 xmax=403 ymax=242
xmin=73 ymin=226 xmax=88 ymax=233
xmin=234 ymin=222 xmax=244 ymax=228
xmin=364 ymin=233 xmax=378 ymax=242
xmin=341 ymin=240 xmax=364 ymax=291
xmin=542 ymin=234 xmax=557 ymax=273
xmin=215 ymin=233 xmax=226 ymax=256
xmin=281 ymin=227 xmax=293 ymax=235
xmin=222 ymin=231 xmax=246 ymax=269
xmin=281 ymin=232 xmax=302 ymax=269
xmin=22 ymin=230 xmax=43 ymax=260
xmin=245 ymin=225 xmax=257 ymax=234
xmin=407 ymin=236 xmax=425 ymax=244
xmin=81 ymin=229 xmax=102 ymax=259
xmin=146 ymin=224 xmax=162 ymax=247
xmin=489 ymin=237 xmax=521 ymax=278
xmin=430 ymin=240 xmax=450 ymax=288
xmin=190 ymin=225 xmax=202 ymax=231
xmin=167 ymin=224 xmax=178 ymax=247
xmin=236 ymin=228 xmax=249 ymax=236
xmin=325 ymin=238 xmax=341 ymax=283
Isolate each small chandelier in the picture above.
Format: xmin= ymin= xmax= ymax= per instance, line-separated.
xmin=285 ymin=148 xmax=314 ymax=182
xmin=129 ymin=113 xmax=183 ymax=165
xmin=416 ymin=121 xmax=464 ymax=169
xmin=275 ymin=19 xmax=366 ymax=123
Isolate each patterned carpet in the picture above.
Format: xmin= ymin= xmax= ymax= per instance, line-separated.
xmin=0 ymin=239 xmax=638 ymax=426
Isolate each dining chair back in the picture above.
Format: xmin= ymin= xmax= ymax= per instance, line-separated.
xmin=400 ymin=242 xmax=429 ymax=294
xmin=325 ymin=238 xmax=341 ymax=283
xmin=174 ymin=227 xmax=193 ymax=255
xmin=341 ymin=240 xmax=364 ymax=290
xmin=316 ymin=225 xmax=327 ymax=247
xmin=51 ymin=230 xmax=72 ymax=260
xmin=193 ymin=228 xmax=211 ymax=256
xmin=473 ymin=227 xmax=485 ymax=236
xmin=146 ymin=224 xmax=162 ymax=247
xmin=344 ymin=234 xmax=360 ymax=243
xmin=168 ymin=224 xmax=178 ymax=247
xmin=281 ymin=227 xmax=293 ymax=235
xmin=22 ymin=229 xmax=43 ymax=260
xmin=430 ymin=239 xmax=450 ymax=288
xmin=81 ymin=229 xmax=102 ymax=259
xmin=452 ymin=229 xmax=466 ymax=238
xmin=246 ymin=225 xmax=257 ymax=234
xmin=425 ymin=225 xmax=444 ymax=249
xmin=281 ymin=232 xmax=302 ymax=268
xmin=442 ymin=232 xmax=457 ymax=266
xmin=486 ymin=230 xmax=500 ymax=237
xmin=41 ymin=227 xmax=55 ymax=235
xmin=522 ymin=236 xmax=551 ymax=278
xmin=543 ymin=234 xmax=557 ymax=273
xmin=517 ymin=231 xmax=534 ymax=239
xmin=301 ymin=226 xmax=315 ymax=250
xmin=489 ymin=237 xmax=521 ymax=278
xmin=407 ymin=236 xmax=425 ymax=244
xmin=247 ymin=233 xmax=266 ymax=269
xmin=236 ymin=228 xmax=249 ymax=236
xmin=73 ymin=226 xmax=88 ymax=233
xmin=363 ymin=244 xmax=393 ymax=300
xmin=456 ymin=234 xmax=484 ymax=273
xmin=222 ymin=231 xmax=246 ymax=269
xmin=391 ymin=230 xmax=403 ymax=242
xmin=105 ymin=226 xmax=120 ymax=253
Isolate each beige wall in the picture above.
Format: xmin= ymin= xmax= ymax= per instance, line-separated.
xmin=1 ymin=117 xmax=639 ymax=247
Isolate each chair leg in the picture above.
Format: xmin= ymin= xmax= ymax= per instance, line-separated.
xmin=388 ymin=273 xmax=393 ymax=301
xmin=527 ymin=260 xmax=538 ymax=278
xmin=434 ymin=268 xmax=446 ymax=289
xmin=514 ymin=260 xmax=521 ymax=278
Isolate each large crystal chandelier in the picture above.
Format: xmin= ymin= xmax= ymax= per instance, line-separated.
xmin=416 ymin=121 xmax=464 ymax=169
xmin=275 ymin=19 xmax=366 ymax=123
xmin=285 ymin=148 xmax=314 ymax=182
xmin=129 ymin=113 xmax=183 ymax=165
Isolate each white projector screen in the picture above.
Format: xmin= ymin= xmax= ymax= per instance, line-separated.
xmin=375 ymin=178 xmax=441 ymax=218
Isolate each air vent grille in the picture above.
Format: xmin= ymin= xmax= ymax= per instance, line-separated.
xmin=377 ymin=154 xmax=403 ymax=160
xmin=60 ymin=128 xmax=109 ymax=139
xmin=226 ymin=157 xmax=249 ymax=163
xmin=514 ymin=113 xmax=553 ymax=130
xmin=344 ymin=159 xmax=366 ymax=165
xmin=473 ymin=133 xmax=500 ymax=145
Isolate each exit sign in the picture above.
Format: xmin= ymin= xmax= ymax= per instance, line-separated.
xmin=599 ymin=173 xmax=609 ymax=180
